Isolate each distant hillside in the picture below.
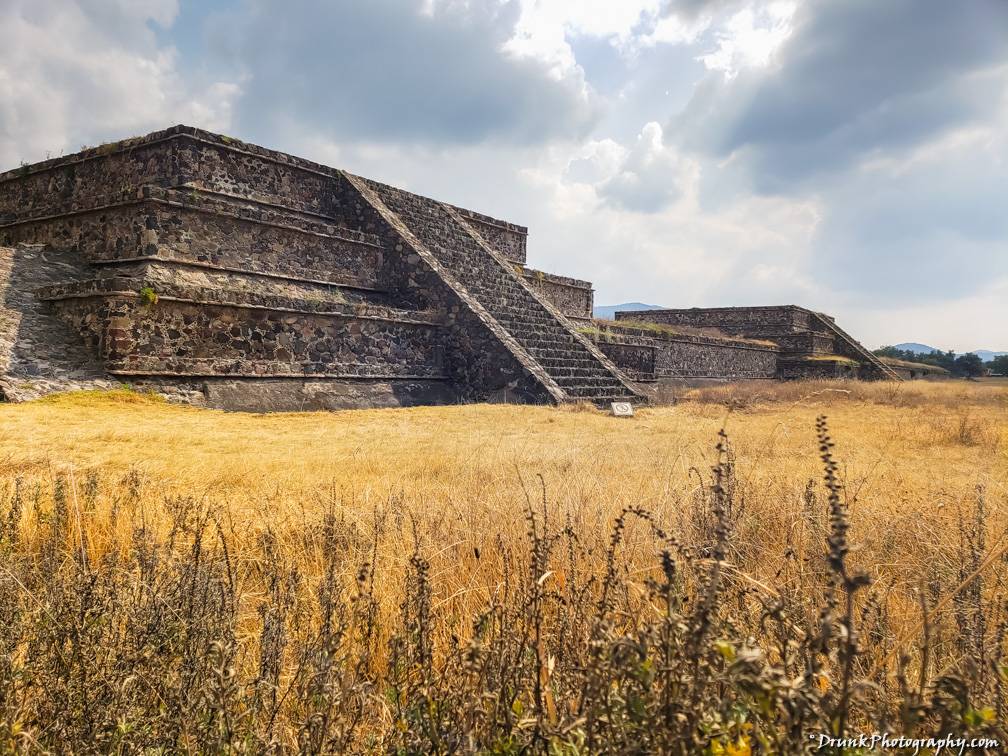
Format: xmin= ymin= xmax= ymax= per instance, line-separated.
xmin=891 ymin=342 xmax=941 ymax=354
xmin=891 ymin=343 xmax=1006 ymax=360
xmin=593 ymin=302 xmax=664 ymax=320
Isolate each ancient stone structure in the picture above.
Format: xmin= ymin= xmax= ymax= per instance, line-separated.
xmin=877 ymin=358 xmax=948 ymax=381
xmin=595 ymin=305 xmax=900 ymax=383
xmin=0 ymin=126 xmax=896 ymax=410
xmin=0 ymin=126 xmax=640 ymax=409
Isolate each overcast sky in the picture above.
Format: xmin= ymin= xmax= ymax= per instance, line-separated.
xmin=2 ymin=0 xmax=1006 ymax=351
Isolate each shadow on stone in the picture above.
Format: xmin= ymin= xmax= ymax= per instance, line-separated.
xmin=0 ymin=243 xmax=113 ymax=401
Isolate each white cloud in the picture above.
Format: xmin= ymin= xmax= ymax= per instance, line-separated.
xmin=504 ymin=0 xmax=665 ymax=73
xmin=697 ymin=1 xmax=797 ymax=77
xmin=662 ymin=0 xmax=1008 ymax=350
xmin=559 ymin=122 xmax=697 ymax=213
xmin=512 ymin=124 xmax=822 ymax=307
xmin=0 ymin=0 xmax=239 ymax=168
xmin=510 ymin=0 xmax=663 ymax=46
xmin=641 ymin=13 xmax=713 ymax=46
xmin=1 ymin=0 xmax=1005 ymax=352
xmin=846 ymin=277 xmax=1008 ymax=352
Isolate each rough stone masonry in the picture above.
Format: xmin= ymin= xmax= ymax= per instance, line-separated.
xmin=0 ymin=126 xmax=895 ymax=411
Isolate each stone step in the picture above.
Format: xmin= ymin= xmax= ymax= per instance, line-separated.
xmin=496 ymin=309 xmax=554 ymax=322
xmin=522 ymin=335 xmax=577 ymax=347
xmin=562 ymin=385 xmax=636 ymax=398
xmin=536 ymin=358 xmax=599 ymax=370
xmin=544 ymin=365 xmax=611 ymax=377
xmin=506 ymin=322 xmax=560 ymax=333
xmin=531 ymin=356 xmax=590 ymax=369
xmin=497 ymin=314 xmax=561 ymax=327
xmin=553 ymin=375 xmax=622 ymax=388
xmin=513 ymin=329 xmax=572 ymax=343
xmin=522 ymin=343 xmax=579 ymax=355
xmin=527 ymin=346 xmax=588 ymax=358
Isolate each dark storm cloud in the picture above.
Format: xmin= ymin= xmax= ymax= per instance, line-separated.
xmin=674 ymin=0 xmax=1008 ymax=190
xmin=215 ymin=0 xmax=599 ymax=145
xmin=664 ymin=0 xmax=1008 ymax=309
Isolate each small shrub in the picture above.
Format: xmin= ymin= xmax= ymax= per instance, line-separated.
xmin=955 ymin=413 xmax=1000 ymax=447
xmin=138 ymin=286 xmax=159 ymax=307
xmin=921 ymin=412 xmax=1001 ymax=448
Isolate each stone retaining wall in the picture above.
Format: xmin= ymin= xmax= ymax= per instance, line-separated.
xmin=0 ymin=188 xmax=386 ymax=291
xmin=617 ymin=305 xmax=812 ymax=337
xmin=454 ymin=207 xmax=527 ymax=265
xmin=592 ymin=325 xmax=778 ymax=380
xmin=47 ymin=292 xmax=446 ymax=379
xmin=521 ymin=268 xmax=593 ymax=320
xmin=595 ymin=340 xmax=655 ymax=381
xmin=777 ymin=358 xmax=856 ymax=380
xmin=773 ymin=331 xmax=836 ymax=355
xmin=198 ymin=377 xmax=456 ymax=411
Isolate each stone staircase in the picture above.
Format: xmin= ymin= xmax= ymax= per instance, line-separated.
xmin=811 ymin=311 xmax=901 ymax=380
xmin=345 ymin=174 xmax=644 ymax=405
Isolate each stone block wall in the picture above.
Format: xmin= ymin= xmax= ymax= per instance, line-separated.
xmin=616 ymin=305 xmax=811 ymax=338
xmin=777 ymin=358 xmax=857 ymax=380
xmin=520 ymin=268 xmax=593 ymax=320
xmin=45 ymin=289 xmax=447 ymax=378
xmin=595 ymin=340 xmax=656 ymax=381
xmin=613 ymin=305 xmax=895 ymax=381
xmin=591 ymin=324 xmax=779 ymax=381
xmin=0 ymin=127 xmax=348 ymax=221
xmin=651 ymin=338 xmax=778 ymax=379
xmin=773 ymin=331 xmax=836 ymax=355
xmin=136 ymin=189 xmax=385 ymax=288
xmin=0 ymin=188 xmax=387 ymax=292
xmin=0 ymin=134 xmax=184 ymax=221
xmin=453 ymin=207 xmax=527 ymax=265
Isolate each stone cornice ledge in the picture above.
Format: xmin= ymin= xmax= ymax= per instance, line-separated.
xmin=36 ymin=279 xmax=446 ymax=327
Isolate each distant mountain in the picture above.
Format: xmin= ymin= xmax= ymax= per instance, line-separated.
xmin=891 ymin=342 xmax=942 ymax=354
xmin=593 ymin=302 xmax=664 ymax=320
xmin=890 ymin=343 xmax=1006 ymax=361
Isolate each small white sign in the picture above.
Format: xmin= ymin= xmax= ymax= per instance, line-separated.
xmin=610 ymin=401 xmax=634 ymax=417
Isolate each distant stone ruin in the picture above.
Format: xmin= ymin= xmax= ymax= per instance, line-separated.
xmin=0 ymin=126 xmax=896 ymax=410
xmin=592 ymin=305 xmax=900 ymax=385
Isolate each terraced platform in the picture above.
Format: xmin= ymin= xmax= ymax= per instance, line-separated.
xmin=0 ymin=125 xmax=644 ymax=409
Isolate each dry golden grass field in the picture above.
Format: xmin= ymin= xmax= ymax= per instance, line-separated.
xmin=0 ymin=379 xmax=1006 ymax=752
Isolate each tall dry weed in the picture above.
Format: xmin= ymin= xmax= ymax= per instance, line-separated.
xmin=0 ymin=416 xmax=1006 ymax=752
